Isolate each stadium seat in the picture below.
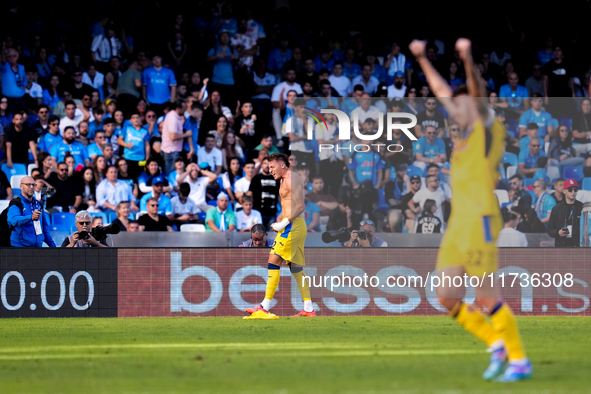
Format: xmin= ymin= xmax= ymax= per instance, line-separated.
xmin=50 ymin=224 xmax=69 ymax=232
xmin=27 ymin=163 xmax=38 ymax=176
xmin=378 ymin=189 xmax=388 ymax=211
xmin=493 ymin=190 xmax=509 ymax=206
xmin=546 ymin=166 xmax=560 ymax=183
xmin=52 ymin=212 xmax=76 ymax=229
xmin=501 ymin=202 xmax=512 ymax=209
xmin=136 ymin=212 xmax=145 ymax=220
xmin=90 ymin=212 xmax=109 ymax=225
xmin=180 ymin=224 xmax=206 ymax=232
xmin=0 ymin=199 xmax=9 ymax=213
xmin=109 ymin=211 xmax=118 ymax=223
xmin=2 ymin=163 xmax=27 ymax=180
xmin=12 ymin=188 xmax=21 ymax=197
xmin=10 ymin=175 xmax=27 ymax=189
xmin=502 ymin=152 xmax=518 ymax=167
xmin=506 ymin=166 xmax=517 ymax=178
xmin=406 ymin=165 xmax=422 ymax=179
xmin=499 ymin=165 xmax=506 ymax=179
xmin=544 ymin=141 xmax=550 ymax=155
xmin=207 ymin=200 xmax=217 ymax=206
xmin=197 ymin=212 xmax=207 ymax=221
xmin=563 ymin=165 xmax=584 ymax=182
xmin=523 ymin=178 xmax=535 ymax=187
xmin=583 ymin=178 xmax=591 ymax=191
xmin=560 ymin=118 xmax=573 ymax=130
xmin=216 ymin=176 xmax=224 ymax=190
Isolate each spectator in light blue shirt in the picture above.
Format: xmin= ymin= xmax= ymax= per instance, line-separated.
xmin=518 ymin=137 xmax=546 ymax=177
xmin=206 ymin=32 xmax=239 ymax=86
xmin=0 ymin=47 xmax=27 ymax=111
xmin=209 ymin=3 xmax=238 ymax=37
xmin=267 ymin=37 xmax=292 ymax=74
xmin=314 ymin=48 xmax=335 ymax=72
xmin=39 ymin=115 xmax=62 ymax=153
xmin=96 ymin=165 xmax=139 ymax=214
xmin=42 ymin=74 xmax=61 ymax=111
xmin=518 ymin=94 xmax=554 ymax=141
xmin=533 ymin=178 xmax=556 ymax=228
xmin=49 ymin=126 xmax=90 ymax=167
xmin=142 ymin=55 xmax=177 ymax=111
xmin=117 ymin=112 xmax=150 ymax=179
xmin=139 ymin=175 xmax=172 ymax=215
xmin=343 ymin=48 xmax=361 ymax=79
xmin=519 ymin=123 xmax=540 ymax=154
xmin=499 ymin=72 xmax=529 ymax=113
xmin=412 ymin=125 xmax=447 ymax=172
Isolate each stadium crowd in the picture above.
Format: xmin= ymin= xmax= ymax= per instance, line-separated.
xmin=1 ymin=3 xmax=591 ymax=242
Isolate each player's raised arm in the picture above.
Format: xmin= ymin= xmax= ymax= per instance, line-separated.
xmin=409 ymin=40 xmax=453 ymax=100
xmin=455 ymin=38 xmax=490 ymax=121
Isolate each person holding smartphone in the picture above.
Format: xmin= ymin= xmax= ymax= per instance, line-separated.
xmin=547 ymin=179 xmax=583 ymax=247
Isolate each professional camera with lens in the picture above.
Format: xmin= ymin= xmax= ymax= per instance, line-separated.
xmin=79 ymin=223 xmax=120 ymax=242
xmin=40 ymin=186 xmax=56 ymax=198
xmin=357 ymin=229 xmax=370 ymax=241
xmin=322 ymin=227 xmax=351 ymax=243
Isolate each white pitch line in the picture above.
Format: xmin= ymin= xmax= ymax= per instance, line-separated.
xmin=0 ymin=343 xmax=484 ymax=359
xmin=0 ymin=354 xmax=123 ymax=361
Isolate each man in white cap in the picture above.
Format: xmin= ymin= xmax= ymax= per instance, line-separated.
xmin=205 ymin=192 xmax=236 ymax=232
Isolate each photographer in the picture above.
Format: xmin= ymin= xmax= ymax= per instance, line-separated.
xmin=342 ymin=219 xmax=388 ymax=248
xmin=61 ymin=211 xmax=111 ymax=247
xmin=238 ymin=224 xmax=273 ymax=247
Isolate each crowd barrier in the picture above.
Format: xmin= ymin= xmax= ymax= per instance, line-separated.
xmin=0 ymin=248 xmax=588 ymax=318
xmin=46 ymin=232 xmax=558 ymax=248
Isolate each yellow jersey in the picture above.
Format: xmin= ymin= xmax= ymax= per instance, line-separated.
xmin=448 ymin=118 xmax=507 ymax=218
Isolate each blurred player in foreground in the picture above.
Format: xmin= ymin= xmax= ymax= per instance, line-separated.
xmin=409 ymin=38 xmax=532 ymax=382
xmin=244 ymin=153 xmax=315 ymax=319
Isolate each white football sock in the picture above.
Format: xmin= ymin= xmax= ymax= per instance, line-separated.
xmin=303 ymin=299 xmax=313 ymax=312
xmin=261 ymin=298 xmax=272 ymax=311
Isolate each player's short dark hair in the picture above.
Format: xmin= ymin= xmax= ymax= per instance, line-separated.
xmin=64 ymin=100 xmax=76 ymax=108
xmin=49 ymin=115 xmax=60 ymax=124
xmin=251 ymin=224 xmax=267 ymax=235
xmin=319 ymin=80 xmax=331 ymax=87
xmin=267 ymin=153 xmax=290 ymax=167
xmin=312 ymin=175 xmax=324 ymax=182
xmin=425 ymin=174 xmax=438 ymax=182
xmin=333 ymin=60 xmax=343 ymax=67
xmin=37 ymin=104 xmax=49 ymax=113
xmin=242 ymin=195 xmax=253 ymax=204
xmin=527 ymin=123 xmax=539 ymax=130
xmin=427 ymin=163 xmax=440 ymax=171
xmin=353 ymin=84 xmax=364 ymax=92
xmin=205 ymin=134 xmax=216 ymax=141
xmin=244 ymin=159 xmax=255 ymax=167
xmin=530 ymin=93 xmax=543 ymax=99
xmin=179 ymin=182 xmax=191 ymax=197
xmin=63 ymin=126 xmax=75 ymax=133
xmin=510 ymin=174 xmax=523 ymax=181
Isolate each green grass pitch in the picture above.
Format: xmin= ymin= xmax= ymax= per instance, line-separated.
xmin=0 ymin=316 xmax=589 ymax=393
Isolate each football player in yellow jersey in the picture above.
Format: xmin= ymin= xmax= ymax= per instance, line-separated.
xmin=409 ymin=38 xmax=532 ymax=382
xmin=244 ymin=152 xmax=315 ymax=319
